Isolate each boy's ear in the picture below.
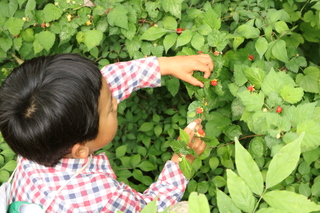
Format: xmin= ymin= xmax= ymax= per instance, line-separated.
xmin=71 ymin=143 xmax=90 ymax=159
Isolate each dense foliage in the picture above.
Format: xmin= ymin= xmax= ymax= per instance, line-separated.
xmin=1 ymin=0 xmax=320 ymax=212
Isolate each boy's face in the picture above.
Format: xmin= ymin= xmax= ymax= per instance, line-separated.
xmin=86 ymin=78 xmax=118 ymax=153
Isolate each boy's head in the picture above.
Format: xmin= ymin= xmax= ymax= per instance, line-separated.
xmin=0 ymin=54 xmax=109 ymax=167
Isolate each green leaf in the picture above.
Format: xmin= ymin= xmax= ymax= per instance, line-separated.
xmin=311 ymin=182 xmax=320 ymax=197
xmin=266 ymin=133 xmax=304 ymax=189
xmin=43 ymin=3 xmax=63 ymax=22
xmin=165 ymin=76 xmax=180 ymax=96
xmin=271 ymin=40 xmax=288 ymax=62
xmin=6 ymin=17 xmax=24 ymax=35
xmin=235 ymin=24 xmax=260 ymax=38
xmin=280 ymin=85 xmax=304 ymax=104
xmin=237 ymin=90 xmax=265 ymax=112
xmin=160 ymin=0 xmax=184 ymax=19
xmin=235 ymin=138 xmax=264 ymax=195
xmin=130 ymin=154 xmax=141 ymax=167
xmin=138 ymin=161 xmax=157 ymax=172
xmin=140 ymin=27 xmax=169 ymax=41
xmin=33 ymin=34 xmax=44 ymax=54
xmin=261 ymin=69 xmax=296 ymax=96
xmin=83 ymin=30 xmax=103 ymax=51
xmin=297 ymin=120 xmax=320 ymax=152
xmin=216 ymin=189 xmax=241 ymax=213
xmin=263 ymin=190 xmax=320 ymax=213
xmin=163 ymin=33 xmax=178 ymax=53
xmin=162 ymin=16 xmax=177 ymax=30
xmin=179 ymin=157 xmax=194 ymax=180
xmin=255 ymin=207 xmax=287 ymax=213
xmin=226 ymin=169 xmax=255 ymax=213
xmin=154 ymin=124 xmax=162 ymax=137
xmin=38 ymin=31 xmax=55 ymax=52
xmin=244 ymin=66 xmax=266 ymax=89
xmin=1 ymin=160 xmax=17 ymax=172
xmin=296 ymin=66 xmax=320 ymax=93
xmin=188 ymin=192 xmax=211 ymax=213
xmin=107 ymin=4 xmax=128 ymax=29
xmin=233 ymin=36 xmax=245 ymax=51
xmin=191 ymin=32 xmax=205 ymax=50
xmin=116 ymin=145 xmax=127 ymax=158
xmin=176 ymin=30 xmax=194 ymax=48
xmin=179 ymin=128 xmax=190 ymax=144
xmin=0 ymin=35 xmax=12 ymax=52
xmin=140 ymin=197 xmax=157 ymax=213
xmin=274 ymin=21 xmax=289 ymax=34
xmin=255 ymin=37 xmax=268 ymax=59
xmin=234 ymin=65 xmax=248 ymax=86
xmin=139 ymin=122 xmax=154 ymax=132
xmin=0 ymin=170 xmax=9 ymax=182
xmin=202 ymin=7 xmax=221 ymax=30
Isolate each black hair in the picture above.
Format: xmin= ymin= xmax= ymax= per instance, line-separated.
xmin=0 ymin=54 xmax=102 ymax=167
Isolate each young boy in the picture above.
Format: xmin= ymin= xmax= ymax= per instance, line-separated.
xmin=0 ymin=53 xmax=213 ymax=212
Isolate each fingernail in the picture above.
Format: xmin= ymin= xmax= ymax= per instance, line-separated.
xmin=187 ymin=122 xmax=197 ymax=130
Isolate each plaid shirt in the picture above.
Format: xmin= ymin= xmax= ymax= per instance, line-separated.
xmin=10 ymin=57 xmax=188 ymax=213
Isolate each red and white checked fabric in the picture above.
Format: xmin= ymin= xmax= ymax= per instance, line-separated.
xmin=9 ymin=57 xmax=188 ymax=212
xmin=101 ymin=56 xmax=161 ymax=102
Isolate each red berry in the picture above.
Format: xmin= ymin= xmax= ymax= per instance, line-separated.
xmin=196 ymin=107 xmax=204 ymax=114
xmin=211 ymin=79 xmax=218 ymax=86
xmin=214 ymin=51 xmax=220 ymax=56
xmin=276 ymin=106 xmax=282 ymax=113
xmin=248 ymin=55 xmax=254 ymax=61
xmin=176 ymin=28 xmax=183 ymax=34
xmin=197 ymin=129 xmax=205 ymax=136
xmin=41 ymin=23 xmax=46 ymax=28
xmin=198 ymin=51 xmax=203 ymax=54
xmin=247 ymin=85 xmax=255 ymax=92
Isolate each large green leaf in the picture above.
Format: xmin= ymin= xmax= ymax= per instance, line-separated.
xmin=161 ymin=0 xmax=184 ymax=19
xmin=263 ymin=190 xmax=320 ymax=213
xmin=163 ymin=33 xmax=177 ymax=53
xmin=43 ymin=3 xmax=63 ymax=22
xmin=255 ymin=37 xmax=268 ymax=59
xmin=296 ymin=66 xmax=320 ymax=93
xmin=107 ymin=4 xmax=128 ymax=29
xmin=226 ymin=169 xmax=255 ymax=213
xmin=179 ymin=157 xmax=194 ymax=180
xmin=176 ymin=30 xmax=194 ymax=48
xmin=6 ymin=17 xmax=24 ymax=35
xmin=216 ymin=189 xmax=241 ymax=213
xmin=244 ymin=66 xmax=266 ymax=89
xmin=271 ymin=40 xmax=288 ymax=62
xmin=38 ymin=31 xmax=55 ymax=52
xmin=188 ymin=192 xmax=211 ymax=213
xmin=202 ymin=6 xmax=221 ymax=30
xmin=162 ymin=16 xmax=177 ymax=30
xmin=191 ymin=32 xmax=205 ymax=50
xmin=261 ymin=68 xmax=296 ymax=96
xmin=237 ymin=90 xmax=265 ymax=112
xmin=255 ymin=207 xmax=288 ymax=213
xmin=235 ymin=138 xmax=264 ymax=195
xmin=140 ymin=27 xmax=169 ymax=41
xmin=266 ymin=133 xmax=304 ymax=189
xmin=297 ymin=120 xmax=320 ymax=152
xmin=83 ymin=30 xmax=103 ymax=51
xmin=235 ymin=24 xmax=260 ymax=38
xmin=280 ymin=85 xmax=304 ymax=104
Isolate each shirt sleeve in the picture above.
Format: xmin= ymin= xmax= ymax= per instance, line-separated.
xmin=103 ymin=161 xmax=188 ymax=213
xmin=100 ymin=57 xmax=161 ymax=103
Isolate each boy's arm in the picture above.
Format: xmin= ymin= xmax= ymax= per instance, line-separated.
xmin=100 ymin=54 xmax=214 ymax=102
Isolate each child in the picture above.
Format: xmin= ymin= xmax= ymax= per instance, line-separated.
xmin=0 ymin=53 xmax=213 ymax=212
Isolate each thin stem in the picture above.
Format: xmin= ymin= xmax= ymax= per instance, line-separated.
xmin=252 ymin=188 xmax=267 ymax=213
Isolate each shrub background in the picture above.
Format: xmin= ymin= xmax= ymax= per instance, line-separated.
xmin=1 ymin=0 xmax=320 ymax=212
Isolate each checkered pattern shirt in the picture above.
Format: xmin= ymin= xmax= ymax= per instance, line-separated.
xmin=10 ymin=57 xmax=188 ymax=213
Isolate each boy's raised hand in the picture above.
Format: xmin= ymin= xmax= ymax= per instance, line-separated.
xmin=158 ymin=54 xmax=214 ymax=88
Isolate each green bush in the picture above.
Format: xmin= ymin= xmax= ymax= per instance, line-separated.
xmin=1 ymin=0 xmax=320 ymax=212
